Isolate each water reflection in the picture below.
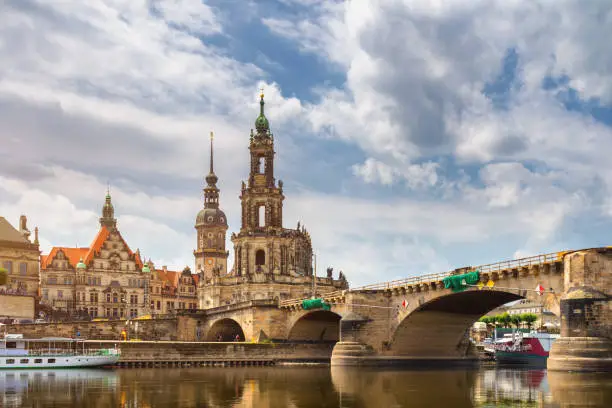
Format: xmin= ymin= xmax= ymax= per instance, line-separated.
xmin=1 ymin=366 xmax=611 ymax=407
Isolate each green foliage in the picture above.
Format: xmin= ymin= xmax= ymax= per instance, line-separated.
xmin=478 ymin=312 xmax=540 ymax=329
xmin=520 ymin=313 xmax=538 ymax=328
xmin=0 ymin=267 xmax=7 ymax=286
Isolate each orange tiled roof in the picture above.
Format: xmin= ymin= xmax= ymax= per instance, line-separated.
xmin=41 ymin=247 xmax=89 ymax=269
xmin=42 ymin=226 xmax=143 ymax=270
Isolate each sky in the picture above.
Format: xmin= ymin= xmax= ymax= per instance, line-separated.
xmin=1 ymin=0 xmax=612 ymax=287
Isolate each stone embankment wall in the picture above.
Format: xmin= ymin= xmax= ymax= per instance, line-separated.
xmin=0 ymin=294 xmax=35 ymax=319
xmin=84 ymin=341 xmax=334 ymax=363
xmin=4 ymin=318 xmax=178 ymax=341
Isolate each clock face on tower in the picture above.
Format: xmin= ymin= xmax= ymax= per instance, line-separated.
xmin=207 ymin=259 xmax=213 ymax=265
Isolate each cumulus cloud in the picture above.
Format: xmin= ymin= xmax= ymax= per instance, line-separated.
xmin=2 ymin=0 xmax=612 ymax=287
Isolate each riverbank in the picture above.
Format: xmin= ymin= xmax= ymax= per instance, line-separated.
xmin=85 ymin=340 xmax=334 ymax=367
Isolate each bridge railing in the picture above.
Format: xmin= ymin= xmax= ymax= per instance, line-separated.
xmin=279 ymin=251 xmax=566 ymax=308
xmin=278 ymin=290 xmax=346 ymax=308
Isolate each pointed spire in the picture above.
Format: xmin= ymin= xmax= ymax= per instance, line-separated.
xmin=209 ymin=131 xmax=214 ymax=175
xmin=255 ymin=87 xmax=270 ymax=133
xmin=205 ymin=131 xmax=219 ymax=187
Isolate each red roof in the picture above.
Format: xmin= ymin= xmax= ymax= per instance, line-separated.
xmin=41 ymin=226 xmax=143 ymax=270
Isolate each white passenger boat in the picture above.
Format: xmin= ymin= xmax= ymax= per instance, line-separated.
xmin=0 ymin=334 xmax=120 ymax=369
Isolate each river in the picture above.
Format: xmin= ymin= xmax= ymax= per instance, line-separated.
xmin=1 ymin=366 xmax=611 ymax=407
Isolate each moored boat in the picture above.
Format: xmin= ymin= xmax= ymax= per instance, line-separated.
xmin=0 ymin=334 xmax=120 ymax=369
xmin=494 ymin=331 xmax=559 ymax=366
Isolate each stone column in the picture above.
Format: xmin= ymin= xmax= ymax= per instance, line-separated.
xmin=548 ymin=249 xmax=612 ymax=371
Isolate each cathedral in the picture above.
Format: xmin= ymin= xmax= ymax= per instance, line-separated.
xmin=196 ymin=92 xmax=348 ymax=308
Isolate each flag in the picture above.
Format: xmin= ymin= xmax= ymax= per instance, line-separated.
xmin=535 ymin=284 xmax=545 ymax=296
xmin=477 ymin=282 xmax=484 ymax=290
xmin=486 ymin=280 xmax=495 ymax=288
xmin=401 ymin=299 xmax=408 ymax=309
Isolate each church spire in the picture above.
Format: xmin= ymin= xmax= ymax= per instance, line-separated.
xmin=255 ymin=88 xmax=270 ymax=133
xmin=100 ymin=187 xmax=117 ymax=229
xmin=204 ymin=131 xmax=220 ymax=209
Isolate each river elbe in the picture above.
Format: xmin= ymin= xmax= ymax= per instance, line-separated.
xmin=1 ymin=366 xmax=611 ymax=407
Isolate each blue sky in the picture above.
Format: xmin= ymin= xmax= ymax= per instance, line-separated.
xmin=1 ymin=0 xmax=612 ymax=286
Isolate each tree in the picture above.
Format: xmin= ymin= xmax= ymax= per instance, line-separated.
xmin=521 ymin=313 xmax=538 ymax=330
xmin=499 ymin=312 xmax=512 ymax=328
xmin=510 ymin=314 xmax=522 ymax=328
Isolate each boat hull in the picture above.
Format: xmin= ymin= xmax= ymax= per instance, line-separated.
xmin=495 ymin=351 xmax=548 ymax=367
xmin=0 ymin=355 xmax=120 ymax=369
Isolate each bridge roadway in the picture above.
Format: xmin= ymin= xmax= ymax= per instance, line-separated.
xmin=279 ymin=250 xmax=567 ymax=309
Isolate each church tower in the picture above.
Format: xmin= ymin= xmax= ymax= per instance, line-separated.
xmin=240 ymin=91 xmax=284 ymax=232
xmin=99 ymin=189 xmax=117 ymax=230
xmin=231 ymin=91 xmax=313 ymax=277
xmin=194 ymin=132 xmax=229 ymax=282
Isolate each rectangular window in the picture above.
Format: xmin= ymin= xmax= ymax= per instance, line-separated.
xmin=57 ymin=290 xmax=63 ymax=299
xmin=157 ymin=301 xmax=161 ymax=310
xmin=107 ymin=293 xmax=111 ymax=303
xmin=34 ymin=359 xmax=43 ymax=364
xmin=19 ymin=262 xmax=27 ymax=276
xmin=3 ymin=261 xmax=13 ymax=274
xmin=43 ymin=290 xmax=49 ymax=300
xmin=48 ymin=358 xmax=56 ymax=363
xmin=20 ymin=359 xmax=29 ymax=364
xmin=48 ymin=277 xmax=57 ymax=284
xmin=6 ymin=359 xmax=15 ymax=364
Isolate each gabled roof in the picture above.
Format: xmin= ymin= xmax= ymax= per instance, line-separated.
xmin=41 ymin=247 xmax=89 ymax=269
xmin=41 ymin=226 xmax=143 ymax=270
xmin=0 ymin=217 xmax=29 ymax=243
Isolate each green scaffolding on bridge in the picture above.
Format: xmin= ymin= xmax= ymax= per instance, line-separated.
xmin=442 ymin=270 xmax=480 ymax=293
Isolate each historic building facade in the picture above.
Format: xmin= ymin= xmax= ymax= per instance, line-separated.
xmin=148 ymin=263 xmax=199 ymax=315
xmin=197 ymin=93 xmax=348 ymax=309
xmin=0 ymin=215 xmax=40 ymax=296
xmin=40 ymin=193 xmax=151 ymax=319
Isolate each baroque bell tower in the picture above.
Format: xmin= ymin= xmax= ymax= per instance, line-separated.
xmin=240 ymin=91 xmax=285 ymax=233
xmin=194 ymin=132 xmax=229 ymax=281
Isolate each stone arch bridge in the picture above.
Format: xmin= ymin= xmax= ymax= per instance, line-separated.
xmin=181 ymin=247 xmax=611 ymax=370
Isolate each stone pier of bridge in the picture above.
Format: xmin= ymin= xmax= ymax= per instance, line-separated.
xmin=279 ymin=247 xmax=612 ymax=371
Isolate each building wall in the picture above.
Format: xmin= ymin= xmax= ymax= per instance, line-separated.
xmin=0 ymin=242 xmax=40 ymax=297
xmin=0 ymin=294 xmax=35 ymax=319
xmin=4 ymin=318 xmax=177 ymax=340
xmin=199 ymin=276 xmax=347 ymax=309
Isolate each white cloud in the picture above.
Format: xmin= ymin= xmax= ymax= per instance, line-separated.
xmin=2 ymin=0 xmax=612 ymax=290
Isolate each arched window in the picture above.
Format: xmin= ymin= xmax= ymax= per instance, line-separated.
xmin=258 ymin=205 xmax=265 ymax=227
xmin=258 ymin=157 xmax=264 ymax=173
xmin=255 ymin=250 xmax=265 ymax=266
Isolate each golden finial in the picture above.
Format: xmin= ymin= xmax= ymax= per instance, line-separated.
xmin=260 ymin=87 xmax=264 ymax=99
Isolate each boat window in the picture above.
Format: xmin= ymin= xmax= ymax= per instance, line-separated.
xmin=6 ymin=359 xmax=15 ymax=364
xmin=48 ymin=358 xmax=56 ymax=363
xmin=34 ymin=359 xmax=43 ymax=364
xmin=6 ymin=342 xmax=16 ymax=349
xmin=20 ymin=359 xmax=29 ymax=364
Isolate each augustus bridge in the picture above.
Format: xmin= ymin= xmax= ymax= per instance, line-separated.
xmin=188 ymin=246 xmax=612 ymax=371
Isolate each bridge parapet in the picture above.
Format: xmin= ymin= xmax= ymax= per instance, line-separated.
xmin=279 ymin=290 xmax=346 ymax=310
xmin=281 ymin=251 xmax=566 ymax=308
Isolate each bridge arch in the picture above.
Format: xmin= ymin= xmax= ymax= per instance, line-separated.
xmin=389 ymin=290 xmax=526 ymax=357
xmin=288 ymin=310 xmax=341 ymax=342
xmin=206 ymin=318 xmax=245 ymax=342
